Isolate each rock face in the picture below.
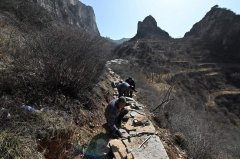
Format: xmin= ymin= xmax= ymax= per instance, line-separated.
xmin=33 ymin=0 xmax=99 ymax=35
xmin=185 ymin=5 xmax=240 ymax=61
xmin=132 ymin=15 xmax=170 ymax=40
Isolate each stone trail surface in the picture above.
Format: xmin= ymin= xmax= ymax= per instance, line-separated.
xmin=106 ymin=59 xmax=169 ymax=159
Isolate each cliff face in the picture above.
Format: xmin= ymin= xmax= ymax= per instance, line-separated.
xmin=185 ymin=5 xmax=240 ymax=61
xmin=33 ymin=0 xmax=100 ymax=35
xmin=132 ymin=15 xmax=170 ymax=40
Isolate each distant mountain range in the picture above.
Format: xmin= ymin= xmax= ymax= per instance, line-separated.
xmin=106 ymin=37 xmax=130 ymax=45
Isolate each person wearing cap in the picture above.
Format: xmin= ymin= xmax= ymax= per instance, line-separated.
xmin=105 ymin=97 xmax=128 ymax=138
xmin=117 ymin=82 xmax=134 ymax=97
xmin=125 ymin=77 xmax=136 ymax=98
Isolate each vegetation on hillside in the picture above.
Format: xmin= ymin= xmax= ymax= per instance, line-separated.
xmin=113 ymin=38 xmax=240 ymax=159
xmin=0 ymin=1 xmax=113 ymax=158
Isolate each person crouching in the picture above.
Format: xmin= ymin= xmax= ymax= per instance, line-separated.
xmin=105 ymin=97 xmax=128 ymax=138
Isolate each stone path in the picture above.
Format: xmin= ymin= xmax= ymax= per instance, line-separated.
xmin=106 ymin=59 xmax=169 ymax=159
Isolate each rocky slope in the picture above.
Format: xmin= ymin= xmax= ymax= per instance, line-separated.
xmin=0 ymin=0 xmax=113 ymax=158
xmin=114 ymin=6 xmax=240 ymax=159
xmin=33 ymin=0 xmax=100 ymax=35
xmin=0 ymin=0 xmax=99 ymax=35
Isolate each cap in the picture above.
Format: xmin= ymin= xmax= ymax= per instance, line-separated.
xmin=118 ymin=96 xmax=127 ymax=104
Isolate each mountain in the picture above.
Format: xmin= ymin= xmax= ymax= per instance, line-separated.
xmin=131 ymin=15 xmax=170 ymax=40
xmin=0 ymin=0 xmax=99 ymax=35
xmin=113 ymin=38 xmax=130 ymax=44
xmin=185 ymin=5 xmax=240 ymax=61
xmin=114 ymin=6 xmax=240 ymax=159
xmin=33 ymin=0 xmax=100 ymax=35
xmin=108 ymin=38 xmax=130 ymax=44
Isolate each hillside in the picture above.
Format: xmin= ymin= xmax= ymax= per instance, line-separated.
xmin=114 ymin=6 xmax=240 ymax=159
xmin=0 ymin=1 xmax=240 ymax=159
xmin=0 ymin=0 xmax=114 ymax=158
xmin=185 ymin=5 xmax=240 ymax=62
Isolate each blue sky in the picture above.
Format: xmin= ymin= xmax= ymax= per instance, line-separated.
xmin=81 ymin=0 xmax=240 ymax=40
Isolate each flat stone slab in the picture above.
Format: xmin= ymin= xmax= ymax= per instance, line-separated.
xmin=135 ymin=102 xmax=145 ymax=108
xmin=130 ymin=111 xmax=139 ymax=117
xmin=130 ymin=110 xmax=145 ymax=116
xmin=130 ymin=103 xmax=143 ymax=110
xmin=123 ymin=112 xmax=131 ymax=121
xmin=135 ymin=121 xmax=156 ymax=135
xmin=129 ymin=131 xmax=138 ymax=137
xmin=125 ymin=97 xmax=136 ymax=102
xmin=127 ymin=153 xmax=134 ymax=159
xmin=133 ymin=115 xmax=149 ymax=126
xmin=135 ymin=109 xmax=145 ymax=114
xmin=119 ymin=129 xmax=130 ymax=138
xmin=109 ymin=139 xmax=128 ymax=159
xmin=136 ymin=126 xmax=155 ymax=135
xmin=123 ymin=135 xmax=169 ymax=159
xmin=123 ymin=118 xmax=136 ymax=131
xmin=123 ymin=118 xmax=155 ymax=135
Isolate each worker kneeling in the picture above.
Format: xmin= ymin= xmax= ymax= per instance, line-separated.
xmin=117 ymin=82 xmax=135 ymax=98
xmin=105 ymin=97 xmax=128 ymax=138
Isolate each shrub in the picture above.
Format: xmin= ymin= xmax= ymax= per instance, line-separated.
xmin=0 ymin=25 xmax=110 ymax=105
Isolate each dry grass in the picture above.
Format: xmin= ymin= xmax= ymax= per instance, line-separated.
xmin=111 ymin=58 xmax=240 ymax=159
xmin=0 ymin=2 xmax=112 ymax=157
xmin=0 ymin=131 xmax=44 ymax=159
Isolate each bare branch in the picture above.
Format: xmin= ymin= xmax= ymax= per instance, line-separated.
xmin=151 ymin=86 xmax=174 ymax=112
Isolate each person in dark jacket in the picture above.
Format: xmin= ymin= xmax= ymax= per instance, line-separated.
xmin=105 ymin=97 xmax=128 ymax=138
xmin=125 ymin=77 xmax=136 ymax=98
xmin=117 ymin=82 xmax=134 ymax=97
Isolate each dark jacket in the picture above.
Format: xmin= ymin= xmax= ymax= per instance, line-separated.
xmin=126 ymin=78 xmax=135 ymax=90
xmin=117 ymin=82 xmax=130 ymax=92
xmin=105 ymin=99 xmax=121 ymax=132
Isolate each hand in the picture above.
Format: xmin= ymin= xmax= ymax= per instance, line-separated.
xmin=115 ymin=130 xmax=123 ymax=138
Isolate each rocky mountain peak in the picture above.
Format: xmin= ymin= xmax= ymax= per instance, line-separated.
xmin=142 ymin=15 xmax=158 ymax=27
xmin=184 ymin=6 xmax=238 ymax=38
xmin=184 ymin=6 xmax=240 ymax=61
xmin=132 ymin=15 xmax=170 ymax=40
